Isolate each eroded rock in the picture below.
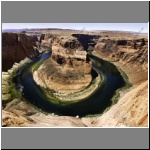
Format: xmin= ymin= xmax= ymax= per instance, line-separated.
xmin=34 ymin=34 xmax=93 ymax=95
xmin=2 ymin=33 xmax=39 ymax=71
xmin=94 ymin=38 xmax=148 ymax=70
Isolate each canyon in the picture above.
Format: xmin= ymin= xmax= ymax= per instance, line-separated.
xmin=34 ymin=34 xmax=93 ymax=96
xmin=2 ymin=29 xmax=148 ymax=127
xmin=2 ymin=33 xmax=39 ymax=71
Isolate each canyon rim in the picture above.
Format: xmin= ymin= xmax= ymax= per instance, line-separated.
xmin=1 ymin=24 xmax=148 ymax=127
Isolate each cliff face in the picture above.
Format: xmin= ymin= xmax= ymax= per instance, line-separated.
xmin=94 ymin=38 xmax=148 ymax=70
xmin=2 ymin=98 xmax=85 ymax=127
xmin=2 ymin=33 xmax=39 ymax=71
xmin=90 ymin=80 xmax=148 ymax=127
xmin=34 ymin=34 xmax=92 ymax=94
xmin=72 ymin=34 xmax=100 ymax=50
xmin=87 ymin=36 xmax=148 ymax=127
xmin=2 ymin=31 xmax=148 ymax=127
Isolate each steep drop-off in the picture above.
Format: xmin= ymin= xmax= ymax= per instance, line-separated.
xmin=2 ymin=31 xmax=148 ymax=127
xmin=94 ymin=38 xmax=148 ymax=70
xmin=2 ymin=33 xmax=39 ymax=71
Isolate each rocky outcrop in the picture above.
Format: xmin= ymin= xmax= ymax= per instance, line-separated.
xmin=92 ymin=80 xmax=148 ymax=127
xmin=34 ymin=34 xmax=93 ymax=95
xmin=89 ymin=36 xmax=148 ymax=127
xmin=2 ymin=75 xmax=148 ymax=127
xmin=72 ymin=34 xmax=100 ymax=51
xmin=2 ymin=99 xmax=85 ymax=127
xmin=2 ymin=58 xmax=32 ymax=104
xmin=94 ymin=38 xmax=148 ymax=70
xmin=2 ymin=30 xmax=148 ymax=127
xmin=41 ymin=33 xmax=100 ymax=51
xmin=2 ymin=33 xmax=39 ymax=71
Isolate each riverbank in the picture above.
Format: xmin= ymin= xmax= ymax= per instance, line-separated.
xmin=18 ymin=51 xmax=126 ymax=117
xmin=33 ymin=62 xmax=102 ymax=103
xmin=81 ymin=51 xmax=148 ymax=127
xmin=2 ymin=58 xmax=32 ymax=105
xmin=2 ymin=30 xmax=148 ymax=127
xmin=2 ymin=51 xmax=148 ymax=127
xmin=92 ymin=51 xmax=148 ymax=86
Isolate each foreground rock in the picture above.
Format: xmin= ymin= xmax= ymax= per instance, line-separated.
xmin=94 ymin=81 xmax=148 ymax=127
xmin=2 ymin=75 xmax=148 ymax=127
xmin=2 ymin=99 xmax=85 ymax=127
xmin=82 ymin=80 xmax=148 ymax=127
xmin=84 ymin=36 xmax=148 ymax=127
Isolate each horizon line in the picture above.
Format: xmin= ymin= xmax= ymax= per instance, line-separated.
xmin=2 ymin=28 xmax=148 ymax=34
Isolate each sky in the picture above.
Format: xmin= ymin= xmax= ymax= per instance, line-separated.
xmin=2 ymin=23 xmax=148 ymax=33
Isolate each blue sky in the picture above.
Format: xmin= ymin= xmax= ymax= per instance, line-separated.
xmin=2 ymin=23 xmax=148 ymax=33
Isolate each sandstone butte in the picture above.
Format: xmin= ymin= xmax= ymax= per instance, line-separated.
xmin=2 ymin=30 xmax=148 ymax=127
xmin=33 ymin=34 xmax=93 ymax=97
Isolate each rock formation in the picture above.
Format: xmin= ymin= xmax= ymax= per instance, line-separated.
xmin=89 ymin=81 xmax=148 ymax=127
xmin=2 ymin=33 xmax=39 ymax=71
xmin=2 ymin=101 xmax=85 ymax=127
xmin=88 ymin=36 xmax=148 ymax=127
xmin=34 ymin=34 xmax=93 ymax=95
xmin=2 ymin=58 xmax=32 ymax=103
xmin=72 ymin=34 xmax=100 ymax=51
xmin=2 ymin=30 xmax=148 ymax=127
xmin=94 ymin=38 xmax=148 ymax=70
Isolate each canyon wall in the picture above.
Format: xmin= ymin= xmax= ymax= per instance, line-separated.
xmin=85 ymin=36 xmax=148 ymax=127
xmin=94 ymin=38 xmax=148 ymax=70
xmin=2 ymin=33 xmax=39 ymax=71
xmin=2 ymin=31 xmax=148 ymax=127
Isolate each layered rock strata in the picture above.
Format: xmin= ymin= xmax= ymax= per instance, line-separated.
xmin=94 ymin=38 xmax=148 ymax=70
xmin=2 ymin=33 xmax=39 ymax=71
xmin=34 ymin=34 xmax=93 ymax=96
xmin=2 ymin=31 xmax=148 ymax=127
xmin=85 ymin=36 xmax=148 ymax=127
xmin=2 ymin=57 xmax=32 ymax=104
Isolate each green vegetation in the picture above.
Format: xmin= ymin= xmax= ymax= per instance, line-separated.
xmin=3 ymin=50 xmax=132 ymax=118
xmin=2 ymin=60 xmax=32 ymax=105
xmin=37 ymin=69 xmax=103 ymax=106
xmin=87 ymin=50 xmax=93 ymax=55
xmin=8 ymin=82 xmax=22 ymax=99
xmin=5 ymin=69 xmax=22 ymax=100
xmin=110 ymin=66 xmax=132 ymax=105
xmin=31 ymin=54 xmax=50 ymax=73
xmin=117 ymin=67 xmax=132 ymax=88
xmin=32 ymin=60 xmax=45 ymax=72
xmin=85 ymin=54 xmax=132 ymax=118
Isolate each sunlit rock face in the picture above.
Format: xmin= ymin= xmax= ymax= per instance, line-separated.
xmin=2 ymin=30 xmax=148 ymax=127
xmin=34 ymin=34 xmax=92 ymax=94
xmin=94 ymin=38 xmax=148 ymax=70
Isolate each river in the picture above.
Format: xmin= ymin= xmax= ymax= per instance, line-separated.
xmin=17 ymin=52 xmax=125 ymax=117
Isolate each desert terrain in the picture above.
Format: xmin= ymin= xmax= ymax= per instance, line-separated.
xmin=2 ymin=28 xmax=148 ymax=127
